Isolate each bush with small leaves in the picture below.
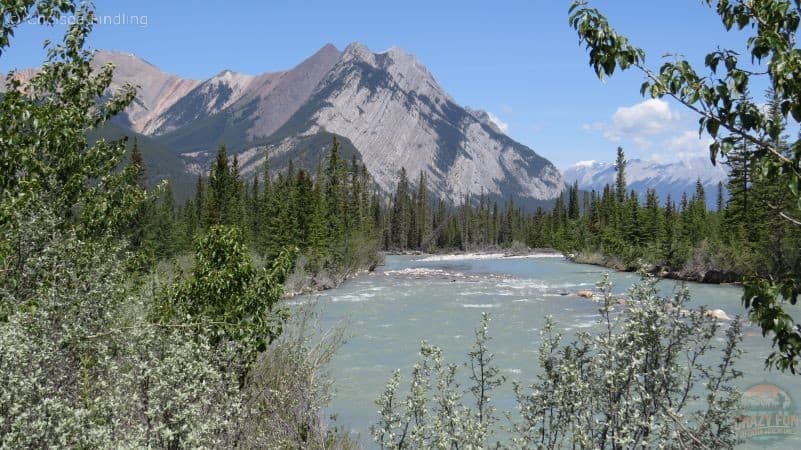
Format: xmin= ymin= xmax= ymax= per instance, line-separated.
xmin=238 ymin=302 xmax=353 ymax=449
xmin=0 ymin=206 xmax=242 ymax=448
xmin=372 ymin=314 xmax=501 ymax=449
xmin=375 ymin=275 xmax=743 ymax=449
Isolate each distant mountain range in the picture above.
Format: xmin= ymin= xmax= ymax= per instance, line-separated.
xmin=563 ymin=157 xmax=729 ymax=207
xmin=59 ymin=43 xmax=564 ymax=206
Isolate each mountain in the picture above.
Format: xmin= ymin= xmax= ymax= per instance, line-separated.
xmin=93 ymin=51 xmax=203 ymax=134
xmin=88 ymin=123 xmax=197 ymax=202
xmin=96 ymin=43 xmax=563 ymax=208
xmin=6 ymin=44 xmax=564 ymax=207
xmin=152 ymin=44 xmax=342 ymax=146
xmin=563 ymin=157 xmax=729 ymax=207
xmin=233 ymin=43 xmax=562 ymax=207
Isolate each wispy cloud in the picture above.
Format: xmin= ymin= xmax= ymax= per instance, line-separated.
xmin=664 ymin=130 xmax=713 ymax=162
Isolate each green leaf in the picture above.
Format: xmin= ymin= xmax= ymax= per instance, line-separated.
xmin=706 ymin=118 xmax=720 ymax=137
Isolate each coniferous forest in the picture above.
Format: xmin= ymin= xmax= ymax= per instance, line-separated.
xmin=131 ymin=137 xmax=383 ymax=292
xmin=145 ymin=102 xmax=799 ymax=292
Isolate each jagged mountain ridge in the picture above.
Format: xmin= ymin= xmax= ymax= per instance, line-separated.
xmin=7 ymin=43 xmax=565 ymax=206
xmin=255 ymin=43 xmax=563 ymax=206
xmin=563 ymin=157 xmax=729 ymax=207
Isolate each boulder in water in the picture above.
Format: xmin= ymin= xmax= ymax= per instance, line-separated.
xmin=705 ymin=309 xmax=732 ymax=321
xmin=576 ymin=290 xmax=594 ymax=299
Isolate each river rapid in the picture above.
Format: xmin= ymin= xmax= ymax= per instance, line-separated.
xmin=298 ymin=254 xmax=801 ymax=449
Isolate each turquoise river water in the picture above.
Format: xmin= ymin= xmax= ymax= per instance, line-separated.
xmin=298 ymin=254 xmax=801 ymax=449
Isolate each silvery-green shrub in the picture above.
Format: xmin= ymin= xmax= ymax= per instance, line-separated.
xmin=0 ymin=207 xmax=241 ymax=448
xmin=375 ymin=274 xmax=743 ymax=449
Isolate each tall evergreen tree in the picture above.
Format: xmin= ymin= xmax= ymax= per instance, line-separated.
xmin=615 ymin=146 xmax=627 ymax=204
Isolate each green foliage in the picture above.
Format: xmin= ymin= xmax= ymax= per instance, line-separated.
xmin=0 ymin=1 xmax=75 ymax=53
xmin=0 ymin=3 xmax=365 ymax=446
xmin=0 ymin=206 xmax=242 ymax=448
xmin=0 ymin=5 xmax=141 ymax=242
xmin=159 ymin=226 xmax=293 ymax=360
xmin=569 ymin=0 xmax=801 ymax=372
xmin=176 ymin=138 xmax=382 ymax=287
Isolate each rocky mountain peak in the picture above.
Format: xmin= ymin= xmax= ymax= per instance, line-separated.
xmin=259 ymin=42 xmax=563 ymax=207
xmin=67 ymin=44 xmax=565 ymax=207
xmin=342 ymin=41 xmax=374 ymax=62
xmin=91 ymin=50 xmax=201 ymax=134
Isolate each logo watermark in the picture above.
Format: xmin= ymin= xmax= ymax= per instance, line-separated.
xmin=736 ymin=382 xmax=799 ymax=444
xmin=22 ymin=13 xmax=149 ymax=28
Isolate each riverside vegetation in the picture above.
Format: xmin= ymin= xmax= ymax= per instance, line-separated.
xmin=0 ymin=3 xmax=358 ymax=448
xmin=0 ymin=1 xmax=798 ymax=449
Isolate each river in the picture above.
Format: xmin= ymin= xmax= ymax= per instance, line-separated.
xmin=302 ymin=254 xmax=801 ymax=449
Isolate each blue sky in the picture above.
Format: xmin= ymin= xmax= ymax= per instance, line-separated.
xmin=0 ymin=1 xmax=764 ymax=168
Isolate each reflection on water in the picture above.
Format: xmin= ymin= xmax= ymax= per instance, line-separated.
xmin=302 ymin=254 xmax=801 ymax=449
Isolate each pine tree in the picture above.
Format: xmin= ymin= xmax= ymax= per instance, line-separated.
xmin=644 ymin=188 xmax=661 ymax=245
xmin=127 ymin=139 xmax=149 ymax=253
xmin=615 ymin=146 xmax=627 ymax=204
xmin=568 ymin=181 xmax=580 ymax=220
xmin=147 ymin=183 xmax=178 ymax=259
xmin=416 ymin=171 xmax=433 ymax=250
xmin=390 ymin=167 xmax=410 ymax=249
xmin=206 ymin=145 xmax=230 ymax=227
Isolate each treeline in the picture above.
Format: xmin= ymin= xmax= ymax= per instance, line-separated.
xmin=381 ymin=156 xmax=718 ymax=263
xmin=380 ymin=100 xmax=800 ymax=285
xmin=130 ymin=137 xmax=383 ymax=281
xmin=547 ymin=148 xmax=730 ymax=277
xmin=135 ymin=91 xmax=799 ymax=287
xmin=543 ymin=92 xmax=801 ymax=284
xmin=382 ymin=169 xmax=548 ymax=252
xmin=380 ymin=149 xmax=719 ymax=261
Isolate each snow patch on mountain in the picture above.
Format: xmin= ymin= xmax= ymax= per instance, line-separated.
xmin=563 ymin=157 xmax=728 ymax=206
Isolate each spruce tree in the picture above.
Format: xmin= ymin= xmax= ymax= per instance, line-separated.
xmin=615 ymin=147 xmax=627 ymax=204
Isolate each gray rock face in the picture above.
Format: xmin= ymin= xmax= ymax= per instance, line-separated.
xmin=35 ymin=43 xmax=564 ymax=206
xmin=259 ymin=42 xmax=564 ymax=205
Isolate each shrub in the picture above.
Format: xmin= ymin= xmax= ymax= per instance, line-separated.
xmin=0 ymin=206 xmax=241 ymax=448
xmin=238 ymin=302 xmax=352 ymax=449
xmin=374 ymin=275 xmax=743 ymax=449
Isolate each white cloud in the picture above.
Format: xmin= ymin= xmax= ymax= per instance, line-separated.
xmin=584 ymin=99 xmax=680 ymax=143
xmin=486 ymin=112 xmax=509 ymax=134
xmin=663 ymin=130 xmax=713 ymax=162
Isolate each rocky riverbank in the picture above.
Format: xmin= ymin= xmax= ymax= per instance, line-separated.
xmin=282 ymin=253 xmax=385 ymax=299
xmin=567 ymin=251 xmax=741 ymax=285
xmin=387 ymin=247 xmax=564 ymax=259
